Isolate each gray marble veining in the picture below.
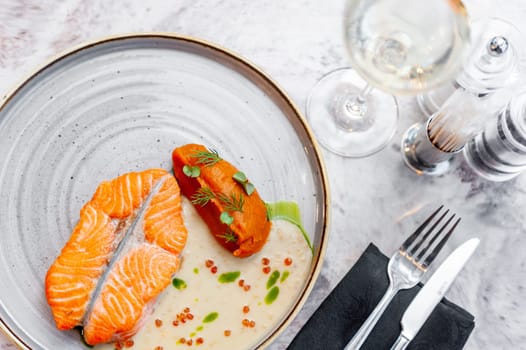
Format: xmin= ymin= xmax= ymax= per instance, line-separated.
xmin=1 ymin=1 xmax=526 ymax=349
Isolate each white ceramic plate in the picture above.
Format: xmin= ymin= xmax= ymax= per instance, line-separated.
xmin=0 ymin=34 xmax=329 ymax=349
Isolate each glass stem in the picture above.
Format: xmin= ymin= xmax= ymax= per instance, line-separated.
xmin=334 ymin=83 xmax=375 ymax=132
xmin=348 ymin=84 xmax=373 ymax=114
xmin=357 ymin=83 xmax=374 ymax=103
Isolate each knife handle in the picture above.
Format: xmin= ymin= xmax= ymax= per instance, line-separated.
xmin=390 ymin=334 xmax=410 ymax=350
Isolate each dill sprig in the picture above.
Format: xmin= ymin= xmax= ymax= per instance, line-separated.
xmin=217 ymin=230 xmax=238 ymax=243
xmin=191 ymin=148 xmax=222 ymax=167
xmin=191 ymin=187 xmax=215 ymax=206
xmin=218 ymin=192 xmax=245 ymax=212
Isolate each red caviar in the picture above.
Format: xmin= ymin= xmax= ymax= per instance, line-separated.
xmin=155 ymin=319 xmax=163 ymax=327
xmin=196 ymin=337 xmax=204 ymax=345
xmin=242 ymin=319 xmax=256 ymax=328
xmin=205 ymin=259 xmax=214 ymax=268
xmin=262 ymin=266 xmax=271 ymax=274
xmin=238 ymin=279 xmax=245 ymax=287
xmin=124 ymin=340 xmax=134 ymax=348
xmin=243 ymin=305 xmax=250 ymax=313
xmin=284 ymin=257 xmax=293 ymax=266
xmin=243 ymin=284 xmax=251 ymax=291
xmin=261 ymin=257 xmax=270 ymax=265
xmin=224 ymin=330 xmax=231 ymax=337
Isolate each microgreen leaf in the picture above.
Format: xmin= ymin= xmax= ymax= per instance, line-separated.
xmin=233 ymin=171 xmax=255 ymax=196
xmin=233 ymin=171 xmax=248 ymax=183
xmin=220 ymin=212 xmax=234 ymax=225
xmin=183 ymin=165 xmax=200 ymax=178
xmin=182 ymin=165 xmax=192 ymax=177
xmin=243 ymin=182 xmax=255 ymax=195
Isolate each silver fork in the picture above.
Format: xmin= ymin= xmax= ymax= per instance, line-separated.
xmin=343 ymin=205 xmax=461 ymax=350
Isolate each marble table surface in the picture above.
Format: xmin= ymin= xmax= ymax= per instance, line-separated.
xmin=1 ymin=1 xmax=526 ymax=349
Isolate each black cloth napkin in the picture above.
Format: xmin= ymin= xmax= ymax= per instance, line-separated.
xmin=288 ymin=244 xmax=475 ymax=350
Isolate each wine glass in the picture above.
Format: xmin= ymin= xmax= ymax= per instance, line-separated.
xmin=307 ymin=0 xmax=472 ymax=158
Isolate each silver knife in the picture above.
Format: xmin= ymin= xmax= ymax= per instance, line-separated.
xmin=389 ymin=238 xmax=479 ymax=350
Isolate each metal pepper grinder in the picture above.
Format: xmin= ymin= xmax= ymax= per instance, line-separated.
xmin=416 ymin=18 xmax=522 ymax=117
xmin=487 ymin=36 xmax=508 ymax=55
xmin=401 ymin=22 xmax=521 ymax=176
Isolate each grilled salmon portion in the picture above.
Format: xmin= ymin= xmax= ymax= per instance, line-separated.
xmin=45 ymin=203 xmax=116 ymax=330
xmin=45 ymin=168 xmax=187 ymax=345
xmin=172 ymin=144 xmax=271 ymax=257
xmin=90 ymin=168 xmax=166 ymax=219
xmin=143 ymin=175 xmax=187 ymax=255
xmin=82 ymin=245 xmax=180 ymax=344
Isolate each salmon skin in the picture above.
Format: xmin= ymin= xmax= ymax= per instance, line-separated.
xmin=45 ymin=169 xmax=188 ymax=345
xmin=172 ymin=144 xmax=271 ymax=257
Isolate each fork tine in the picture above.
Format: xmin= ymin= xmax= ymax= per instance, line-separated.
xmin=400 ymin=205 xmax=444 ymax=253
xmin=421 ymin=217 xmax=461 ymax=268
xmin=415 ymin=213 xmax=456 ymax=262
xmin=408 ymin=208 xmax=449 ymax=256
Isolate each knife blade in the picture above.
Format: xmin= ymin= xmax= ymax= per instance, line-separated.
xmin=390 ymin=238 xmax=480 ymax=350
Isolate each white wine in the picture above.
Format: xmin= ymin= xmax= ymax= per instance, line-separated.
xmin=344 ymin=0 xmax=471 ymax=95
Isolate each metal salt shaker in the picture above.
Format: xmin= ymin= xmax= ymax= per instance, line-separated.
xmin=464 ymin=92 xmax=526 ymax=181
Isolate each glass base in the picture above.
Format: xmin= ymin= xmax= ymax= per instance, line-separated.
xmin=306 ymin=68 xmax=399 ymax=158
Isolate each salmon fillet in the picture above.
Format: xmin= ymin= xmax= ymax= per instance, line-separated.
xmin=82 ymin=245 xmax=180 ymax=345
xmin=91 ymin=168 xmax=166 ymax=219
xmin=45 ymin=168 xmax=187 ymax=345
xmin=143 ymin=176 xmax=187 ymax=255
xmin=45 ymin=203 xmax=116 ymax=330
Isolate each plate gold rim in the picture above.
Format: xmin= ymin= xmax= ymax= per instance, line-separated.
xmin=0 ymin=32 xmax=330 ymax=350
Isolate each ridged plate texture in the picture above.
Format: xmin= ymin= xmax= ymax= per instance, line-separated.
xmin=0 ymin=34 xmax=328 ymax=349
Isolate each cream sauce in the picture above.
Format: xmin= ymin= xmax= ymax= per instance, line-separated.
xmin=96 ymin=197 xmax=312 ymax=349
